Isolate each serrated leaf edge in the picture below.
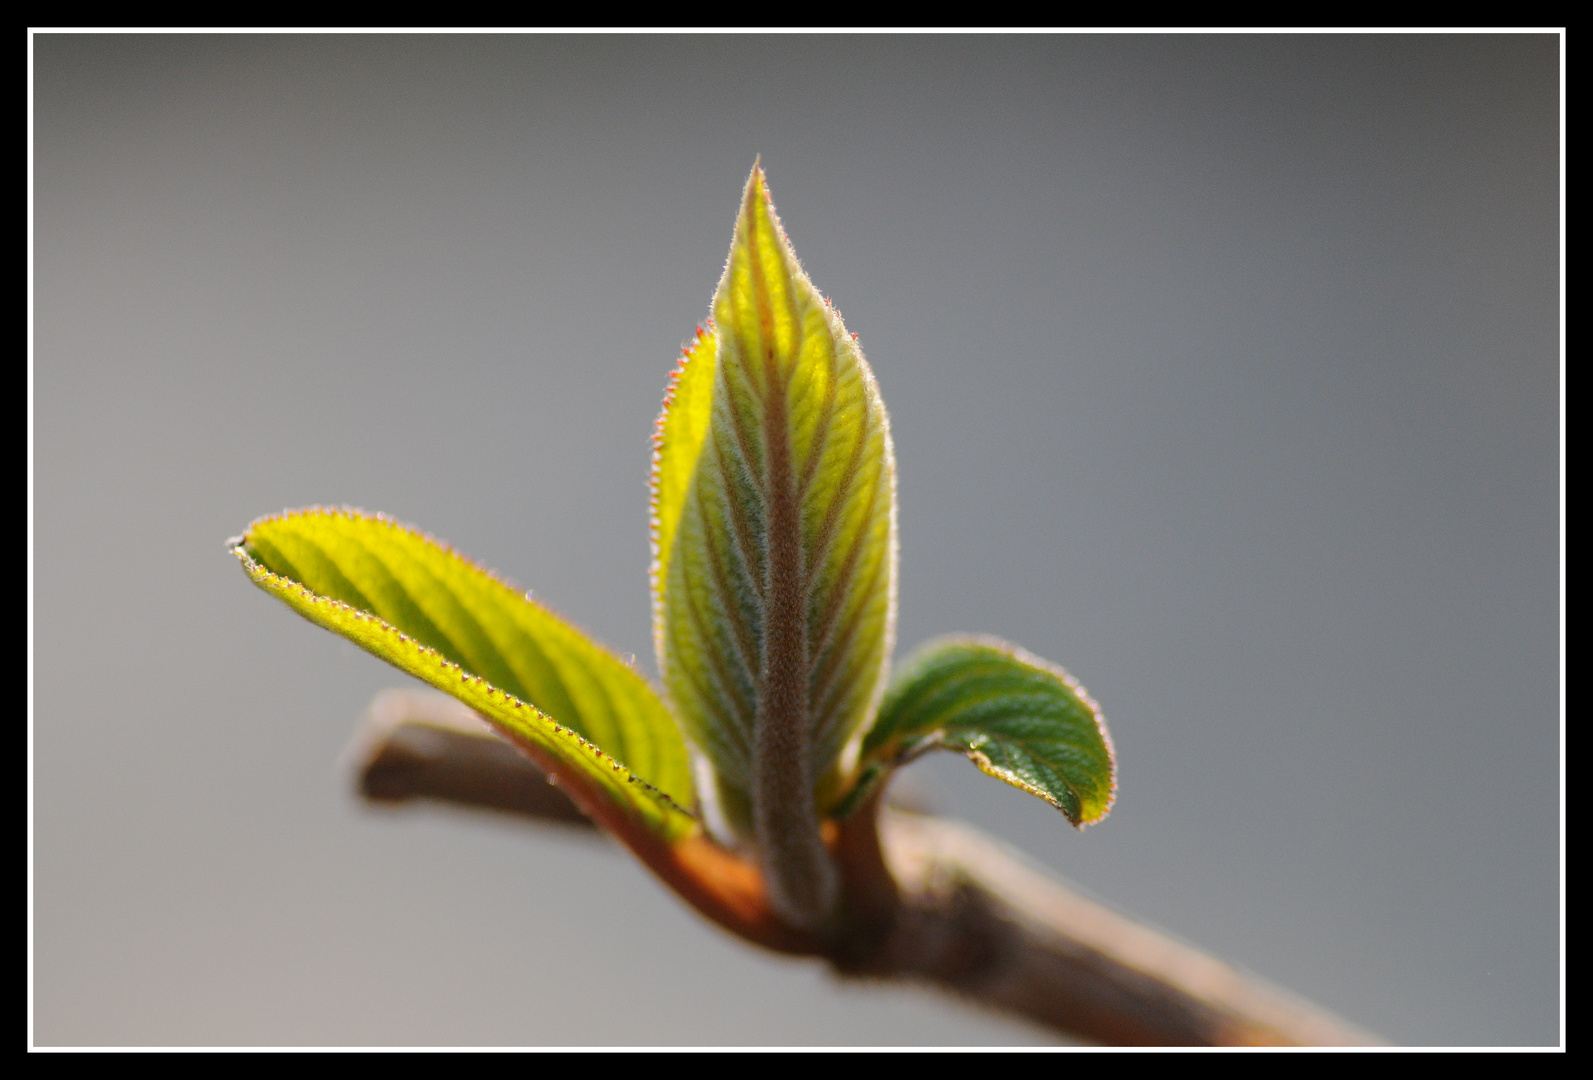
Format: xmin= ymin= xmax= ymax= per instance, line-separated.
xmin=234 ymin=536 xmax=696 ymax=827
xmin=246 ymin=505 xmax=639 ymax=662
xmin=649 ymin=325 xmax=714 ymax=670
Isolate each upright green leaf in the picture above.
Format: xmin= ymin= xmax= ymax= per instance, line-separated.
xmin=238 ymin=507 xmax=695 ymax=809
xmin=658 ymin=166 xmax=898 ymax=842
xmin=851 ymin=636 xmax=1116 ymax=827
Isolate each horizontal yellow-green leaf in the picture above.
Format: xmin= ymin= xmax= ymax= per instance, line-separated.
xmin=854 ymin=636 xmax=1116 ymax=827
xmin=237 ymin=507 xmax=694 ymax=811
xmin=659 ymin=166 xmax=898 ymax=845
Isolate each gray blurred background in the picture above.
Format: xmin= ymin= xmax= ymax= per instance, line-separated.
xmin=32 ymin=34 xmax=1560 ymax=1046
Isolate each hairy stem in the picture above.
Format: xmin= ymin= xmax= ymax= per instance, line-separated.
xmin=745 ymin=190 xmax=838 ymax=933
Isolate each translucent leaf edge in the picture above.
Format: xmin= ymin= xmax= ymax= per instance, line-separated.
xmin=241 ymin=505 xmax=696 ymax=805
xmin=649 ymin=324 xmax=718 ymax=674
xmin=233 ymin=535 xmax=698 ymax=843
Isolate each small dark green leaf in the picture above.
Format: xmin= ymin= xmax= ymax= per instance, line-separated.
xmin=854 ymin=636 xmax=1116 ymax=826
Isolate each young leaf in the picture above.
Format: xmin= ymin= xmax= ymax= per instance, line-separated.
xmin=237 ymin=507 xmax=695 ymax=810
xmin=657 ymin=165 xmax=898 ymax=925
xmin=235 ymin=509 xmax=829 ymax=956
xmin=850 ymin=636 xmax=1116 ymax=827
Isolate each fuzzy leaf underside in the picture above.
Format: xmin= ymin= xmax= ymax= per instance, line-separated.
xmin=660 ymin=168 xmax=898 ymax=819
xmin=238 ymin=508 xmax=695 ymax=811
xmin=854 ymin=637 xmax=1116 ymax=826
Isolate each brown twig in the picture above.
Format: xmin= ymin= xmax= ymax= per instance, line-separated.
xmin=348 ymin=689 xmax=1382 ymax=1046
xmin=853 ymin=809 xmax=1381 ymax=1045
xmin=348 ymin=688 xmax=595 ymax=827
